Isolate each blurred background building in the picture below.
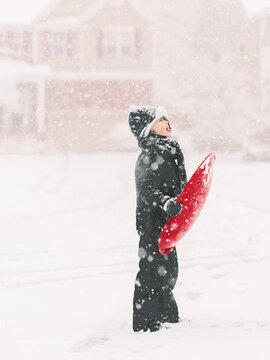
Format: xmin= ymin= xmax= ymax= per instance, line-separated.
xmin=0 ymin=0 xmax=269 ymax=157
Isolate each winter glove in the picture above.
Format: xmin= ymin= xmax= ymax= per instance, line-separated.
xmin=163 ymin=197 xmax=183 ymax=217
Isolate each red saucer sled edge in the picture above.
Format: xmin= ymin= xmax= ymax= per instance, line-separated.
xmin=158 ymin=152 xmax=216 ymax=255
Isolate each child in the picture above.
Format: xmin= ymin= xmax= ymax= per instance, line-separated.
xmin=128 ymin=105 xmax=187 ymax=332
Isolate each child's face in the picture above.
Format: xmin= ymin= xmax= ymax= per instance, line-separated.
xmin=151 ymin=117 xmax=172 ymax=137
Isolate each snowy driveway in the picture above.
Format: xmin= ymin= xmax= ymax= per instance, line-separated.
xmin=0 ymin=152 xmax=269 ymax=360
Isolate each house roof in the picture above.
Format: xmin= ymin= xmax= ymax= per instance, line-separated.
xmin=36 ymin=0 xmax=108 ymax=25
xmin=35 ymin=0 xmax=153 ymax=24
xmin=47 ymin=70 xmax=153 ymax=81
xmin=36 ymin=0 xmax=96 ymax=22
xmin=0 ymin=58 xmax=50 ymax=78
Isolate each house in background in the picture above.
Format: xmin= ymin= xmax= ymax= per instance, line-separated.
xmin=243 ymin=6 xmax=270 ymax=112
xmin=0 ymin=0 xmax=153 ymax=152
xmin=244 ymin=6 xmax=270 ymax=155
xmin=256 ymin=8 xmax=270 ymax=113
xmin=0 ymin=0 xmax=269 ymax=153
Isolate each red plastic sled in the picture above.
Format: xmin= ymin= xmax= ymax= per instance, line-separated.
xmin=158 ymin=152 xmax=216 ymax=255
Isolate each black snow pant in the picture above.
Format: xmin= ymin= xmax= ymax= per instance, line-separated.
xmin=132 ymin=229 xmax=179 ymax=332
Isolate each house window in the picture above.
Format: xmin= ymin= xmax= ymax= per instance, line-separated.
xmin=44 ymin=31 xmax=74 ymax=58
xmin=6 ymin=31 xmax=29 ymax=53
xmin=100 ymin=26 xmax=136 ymax=57
xmin=11 ymin=112 xmax=24 ymax=132
xmin=0 ymin=106 xmax=3 ymax=130
xmin=0 ymin=32 xmax=5 ymax=44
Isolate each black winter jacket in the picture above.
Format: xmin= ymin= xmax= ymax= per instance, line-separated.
xmin=135 ymin=133 xmax=187 ymax=250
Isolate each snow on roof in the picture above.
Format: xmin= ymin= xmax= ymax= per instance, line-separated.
xmin=35 ymin=18 xmax=82 ymax=28
xmin=47 ymin=70 xmax=153 ymax=81
xmin=36 ymin=0 xmax=152 ymax=25
xmin=37 ymin=0 xmax=107 ymax=26
xmin=0 ymin=57 xmax=152 ymax=80
xmin=0 ymin=58 xmax=50 ymax=78
xmin=36 ymin=0 xmax=95 ymax=22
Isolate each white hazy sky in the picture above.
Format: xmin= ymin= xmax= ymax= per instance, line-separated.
xmin=0 ymin=0 xmax=269 ymax=23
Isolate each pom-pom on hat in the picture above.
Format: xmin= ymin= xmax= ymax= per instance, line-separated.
xmin=128 ymin=105 xmax=168 ymax=139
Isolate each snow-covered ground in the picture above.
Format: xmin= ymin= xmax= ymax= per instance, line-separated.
xmin=0 ymin=151 xmax=269 ymax=360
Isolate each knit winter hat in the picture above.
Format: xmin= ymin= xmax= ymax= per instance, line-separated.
xmin=128 ymin=105 xmax=168 ymax=140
